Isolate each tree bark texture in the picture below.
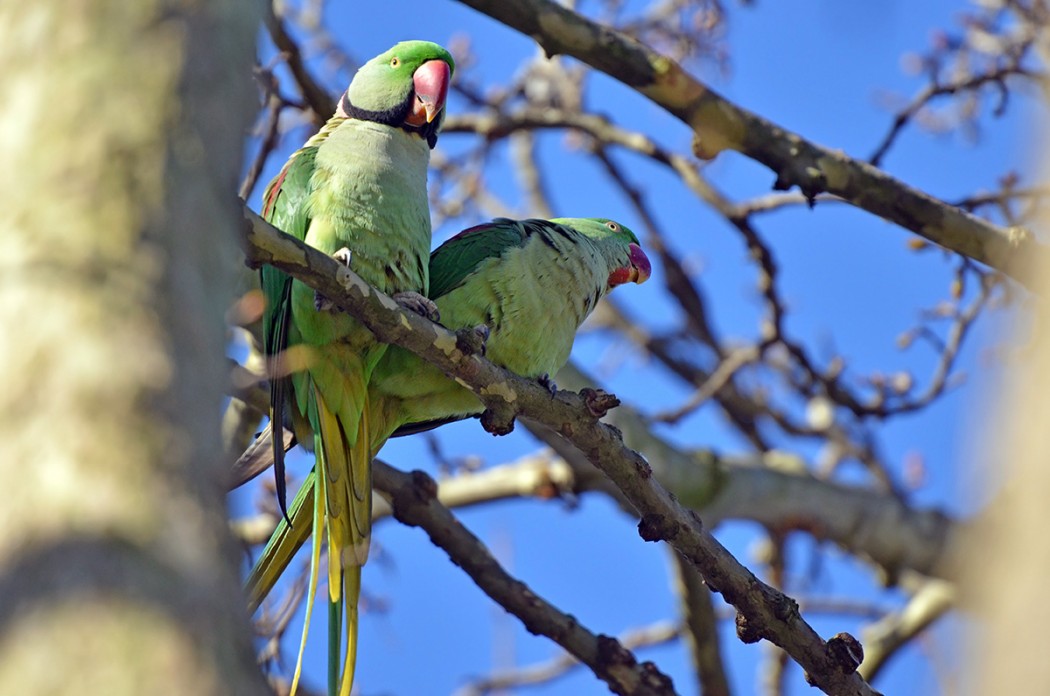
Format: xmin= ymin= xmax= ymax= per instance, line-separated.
xmin=0 ymin=2 xmax=266 ymax=694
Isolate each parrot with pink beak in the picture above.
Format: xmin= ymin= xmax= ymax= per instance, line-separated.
xmin=256 ymin=40 xmax=454 ymax=696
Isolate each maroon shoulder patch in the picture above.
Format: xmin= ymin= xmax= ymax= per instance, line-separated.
xmin=262 ymin=164 xmax=291 ymax=218
xmin=447 ymin=222 xmax=492 ymax=242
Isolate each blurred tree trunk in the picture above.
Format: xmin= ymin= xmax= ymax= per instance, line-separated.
xmin=0 ymin=2 xmax=265 ymax=694
xmin=966 ymin=203 xmax=1050 ymax=686
xmin=962 ymin=55 xmax=1050 ymax=692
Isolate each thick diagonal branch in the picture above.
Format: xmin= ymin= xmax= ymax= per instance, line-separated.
xmin=454 ymin=0 xmax=1047 ymax=288
xmin=544 ymin=364 xmax=959 ymax=582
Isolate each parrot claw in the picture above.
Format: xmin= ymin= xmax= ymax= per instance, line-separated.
xmin=314 ymin=293 xmax=334 ymax=312
xmin=538 ymin=373 xmax=557 ymax=396
xmin=393 ymin=291 xmax=440 ymax=322
xmin=332 ymin=247 xmax=353 ymax=266
xmin=455 ymin=324 xmax=490 ymax=356
xmin=314 ymin=248 xmax=354 ymax=311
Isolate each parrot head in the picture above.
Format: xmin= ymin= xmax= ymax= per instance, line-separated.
xmin=553 ymin=218 xmax=652 ymax=288
xmin=338 ymin=40 xmax=455 ymax=148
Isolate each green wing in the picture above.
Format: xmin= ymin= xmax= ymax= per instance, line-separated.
xmin=261 ymin=144 xmax=318 ymax=355
xmin=386 ymin=218 xmax=585 ymax=438
xmin=427 ymin=218 xmax=533 ymax=298
xmin=260 ymin=144 xmax=319 ymax=519
xmin=428 ymin=217 xmax=598 ymax=298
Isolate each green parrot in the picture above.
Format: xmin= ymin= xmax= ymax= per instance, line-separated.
xmin=246 ymin=217 xmax=651 ymax=686
xmin=372 ymin=217 xmax=652 ymax=434
xmin=257 ymin=40 xmax=454 ymax=696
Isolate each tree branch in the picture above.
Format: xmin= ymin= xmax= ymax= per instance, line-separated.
xmin=373 ymin=461 xmax=676 ymax=696
xmin=859 ymin=579 xmax=954 ymax=682
xmin=670 ymin=552 xmax=732 ymax=696
xmin=239 ymin=207 xmax=877 ymax=695
xmin=453 ymin=0 xmax=1048 ymax=288
xmin=548 ymin=364 xmax=958 ymax=582
xmin=454 ymin=620 xmax=680 ymax=696
xmin=237 ymin=436 xmax=958 ymax=593
xmin=264 ymin=2 xmax=335 ymax=124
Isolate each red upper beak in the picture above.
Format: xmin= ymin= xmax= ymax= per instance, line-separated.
xmin=628 ymin=243 xmax=652 ymax=284
xmin=407 ymin=59 xmax=451 ymax=126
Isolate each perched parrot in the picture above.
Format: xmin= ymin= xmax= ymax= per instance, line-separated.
xmin=245 ymin=217 xmax=651 ymax=682
xmin=256 ymin=40 xmax=454 ymax=696
xmin=372 ymin=217 xmax=652 ymax=435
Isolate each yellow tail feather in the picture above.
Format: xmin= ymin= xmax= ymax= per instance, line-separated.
xmin=350 ymin=399 xmax=373 ymax=566
xmin=245 ymin=382 xmax=381 ymax=696
xmin=336 ymin=396 xmax=371 ymax=696
xmin=338 ymin=566 xmax=361 ymax=696
xmin=314 ymin=381 xmax=373 ymax=696
xmin=314 ymin=394 xmax=351 ymax=603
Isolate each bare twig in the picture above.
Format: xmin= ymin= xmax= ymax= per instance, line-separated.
xmin=870 ymin=64 xmax=1042 ymax=167
xmin=239 ymin=73 xmax=287 ymax=200
xmin=455 ymin=620 xmax=680 ymax=696
xmin=264 ymin=2 xmax=335 ymax=123
xmin=547 ymin=363 xmax=958 ymax=580
xmin=759 ymin=531 xmax=790 ymax=696
xmin=653 ymin=346 xmax=762 ymax=424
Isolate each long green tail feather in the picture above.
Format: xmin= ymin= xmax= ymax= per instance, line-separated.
xmin=245 ymin=469 xmax=315 ymax=613
xmin=326 ymin=566 xmax=361 ymax=696
xmin=289 ymin=463 xmax=325 ymax=696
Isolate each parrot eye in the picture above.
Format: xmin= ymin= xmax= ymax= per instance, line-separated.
xmin=605 ymin=221 xmax=620 ymax=232
xmin=390 ymin=56 xmax=401 ymax=68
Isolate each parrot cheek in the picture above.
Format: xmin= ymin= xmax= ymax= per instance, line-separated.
xmin=607 ymin=266 xmax=633 ymax=288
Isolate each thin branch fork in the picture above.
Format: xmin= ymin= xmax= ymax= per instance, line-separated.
xmin=453 ymin=0 xmax=1048 ymax=290
xmin=239 ymin=207 xmax=879 ymax=695
xmin=373 ymin=461 xmax=676 ymax=696
xmin=455 ymin=619 xmax=681 ymax=696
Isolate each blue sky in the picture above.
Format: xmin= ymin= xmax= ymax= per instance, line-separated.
xmin=233 ymin=2 xmax=1034 ymax=694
